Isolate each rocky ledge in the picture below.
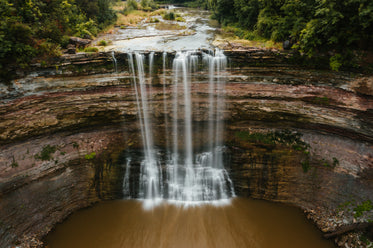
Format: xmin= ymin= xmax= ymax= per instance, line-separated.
xmin=0 ymin=51 xmax=372 ymax=247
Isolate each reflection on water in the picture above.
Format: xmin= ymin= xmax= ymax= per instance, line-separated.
xmin=46 ymin=198 xmax=334 ymax=248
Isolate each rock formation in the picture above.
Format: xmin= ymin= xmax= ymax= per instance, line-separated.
xmin=0 ymin=51 xmax=372 ymax=247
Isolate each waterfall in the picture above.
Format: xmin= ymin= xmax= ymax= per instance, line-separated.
xmin=111 ymin=51 xmax=117 ymax=73
xmin=125 ymin=50 xmax=235 ymax=209
xmin=127 ymin=52 xmax=162 ymax=205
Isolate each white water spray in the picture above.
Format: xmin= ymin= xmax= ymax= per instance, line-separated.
xmin=124 ymin=50 xmax=235 ymax=209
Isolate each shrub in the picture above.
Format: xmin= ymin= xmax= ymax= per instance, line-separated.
xmin=329 ymin=53 xmax=343 ymax=71
xmin=37 ymin=41 xmax=62 ymax=58
xmin=353 ymin=200 xmax=373 ymax=218
xmin=74 ymin=19 xmax=98 ymax=39
xmin=127 ymin=0 xmax=139 ymax=11
xmin=163 ymin=11 xmax=175 ymax=21
xmin=98 ymin=40 xmax=108 ymax=46
xmin=140 ymin=0 xmax=157 ymax=11
xmin=149 ymin=18 xmax=160 ymax=23
xmin=85 ymin=152 xmax=96 ymax=160
xmin=175 ymin=17 xmax=185 ymax=22
xmin=34 ymin=145 xmax=57 ymax=161
xmin=84 ymin=47 xmax=99 ymax=53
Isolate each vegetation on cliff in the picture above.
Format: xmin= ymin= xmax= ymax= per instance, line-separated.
xmin=210 ymin=0 xmax=373 ymax=70
xmin=166 ymin=0 xmax=372 ymax=71
xmin=0 ymin=0 xmax=116 ymax=80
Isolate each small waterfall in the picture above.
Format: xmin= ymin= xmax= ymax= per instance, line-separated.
xmin=162 ymin=52 xmax=170 ymax=154
xmin=128 ymin=52 xmax=162 ymax=204
xmin=111 ymin=51 xmax=117 ymax=73
xmin=125 ymin=50 xmax=235 ymax=209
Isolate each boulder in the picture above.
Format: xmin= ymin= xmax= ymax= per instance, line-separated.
xmin=69 ymin=36 xmax=92 ymax=48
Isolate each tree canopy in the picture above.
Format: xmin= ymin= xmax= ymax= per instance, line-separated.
xmin=0 ymin=0 xmax=116 ymax=80
xmin=209 ymin=0 xmax=373 ymax=70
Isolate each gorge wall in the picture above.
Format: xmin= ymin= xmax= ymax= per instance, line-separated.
xmin=0 ymin=51 xmax=372 ymax=247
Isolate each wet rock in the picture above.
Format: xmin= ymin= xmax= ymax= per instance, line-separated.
xmin=0 ymin=52 xmax=372 ymax=248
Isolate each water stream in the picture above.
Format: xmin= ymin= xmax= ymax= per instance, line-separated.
xmin=124 ymin=50 xmax=235 ymax=209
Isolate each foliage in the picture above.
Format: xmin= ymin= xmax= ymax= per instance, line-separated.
xmin=353 ymin=200 xmax=373 ymax=218
xmin=163 ymin=11 xmax=176 ymax=20
xmin=34 ymin=145 xmax=57 ymax=161
xmin=125 ymin=0 xmax=139 ymax=13
xmin=338 ymin=199 xmax=373 ymax=221
xmin=209 ymin=0 xmax=373 ymax=70
xmin=72 ymin=142 xmax=79 ymax=149
xmin=140 ymin=0 xmax=158 ymax=11
xmin=0 ymin=0 xmax=116 ymax=81
xmin=312 ymin=96 xmax=330 ymax=105
xmin=85 ymin=152 xmax=96 ymax=160
xmin=84 ymin=47 xmax=99 ymax=53
xmin=235 ymin=129 xmax=312 ymax=173
xmin=98 ymin=40 xmax=108 ymax=46
xmin=176 ymin=17 xmax=186 ymax=22
xmin=235 ymin=129 xmax=309 ymax=151
xmin=149 ymin=17 xmax=160 ymax=23
xmin=155 ymin=22 xmax=186 ymax=30
xmin=329 ymin=53 xmax=343 ymax=71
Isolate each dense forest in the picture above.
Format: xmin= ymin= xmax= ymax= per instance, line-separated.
xmin=208 ymin=0 xmax=373 ymax=70
xmin=0 ymin=0 xmax=116 ymax=79
xmin=0 ymin=0 xmax=372 ymax=78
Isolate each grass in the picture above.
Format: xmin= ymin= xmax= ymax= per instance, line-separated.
xmin=10 ymin=156 xmax=18 ymax=168
xmin=117 ymin=11 xmax=149 ymax=26
xmin=155 ymin=22 xmax=186 ymax=30
xmin=218 ymin=25 xmax=282 ymax=50
xmin=84 ymin=47 xmax=99 ymax=53
xmin=113 ymin=0 xmax=165 ymax=27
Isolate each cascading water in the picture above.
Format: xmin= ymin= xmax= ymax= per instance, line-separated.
xmin=111 ymin=51 xmax=117 ymax=73
xmin=123 ymin=50 xmax=235 ymax=209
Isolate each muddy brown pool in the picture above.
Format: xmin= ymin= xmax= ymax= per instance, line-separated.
xmin=45 ymin=198 xmax=334 ymax=248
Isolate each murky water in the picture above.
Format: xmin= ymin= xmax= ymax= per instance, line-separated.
xmin=45 ymin=198 xmax=334 ymax=248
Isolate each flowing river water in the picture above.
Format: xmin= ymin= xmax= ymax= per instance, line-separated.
xmin=46 ymin=7 xmax=336 ymax=247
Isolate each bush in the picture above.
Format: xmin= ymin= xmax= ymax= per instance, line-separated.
xmin=149 ymin=18 xmax=160 ymax=23
xmin=98 ymin=40 xmax=108 ymax=46
xmin=127 ymin=0 xmax=139 ymax=11
xmin=175 ymin=17 xmax=185 ymax=22
xmin=34 ymin=145 xmax=57 ymax=161
xmin=85 ymin=152 xmax=96 ymax=160
xmin=163 ymin=11 xmax=175 ymax=21
xmin=210 ymin=0 xmax=372 ymax=70
xmin=140 ymin=0 xmax=157 ymax=11
xmin=37 ymin=41 xmax=62 ymax=58
xmin=0 ymin=0 xmax=117 ymax=80
xmin=74 ymin=19 xmax=98 ymax=39
xmin=84 ymin=47 xmax=99 ymax=53
xmin=329 ymin=53 xmax=343 ymax=71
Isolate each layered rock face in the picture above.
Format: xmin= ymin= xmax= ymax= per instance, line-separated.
xmin=0 ymin=51 xmax=372 ymax=247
